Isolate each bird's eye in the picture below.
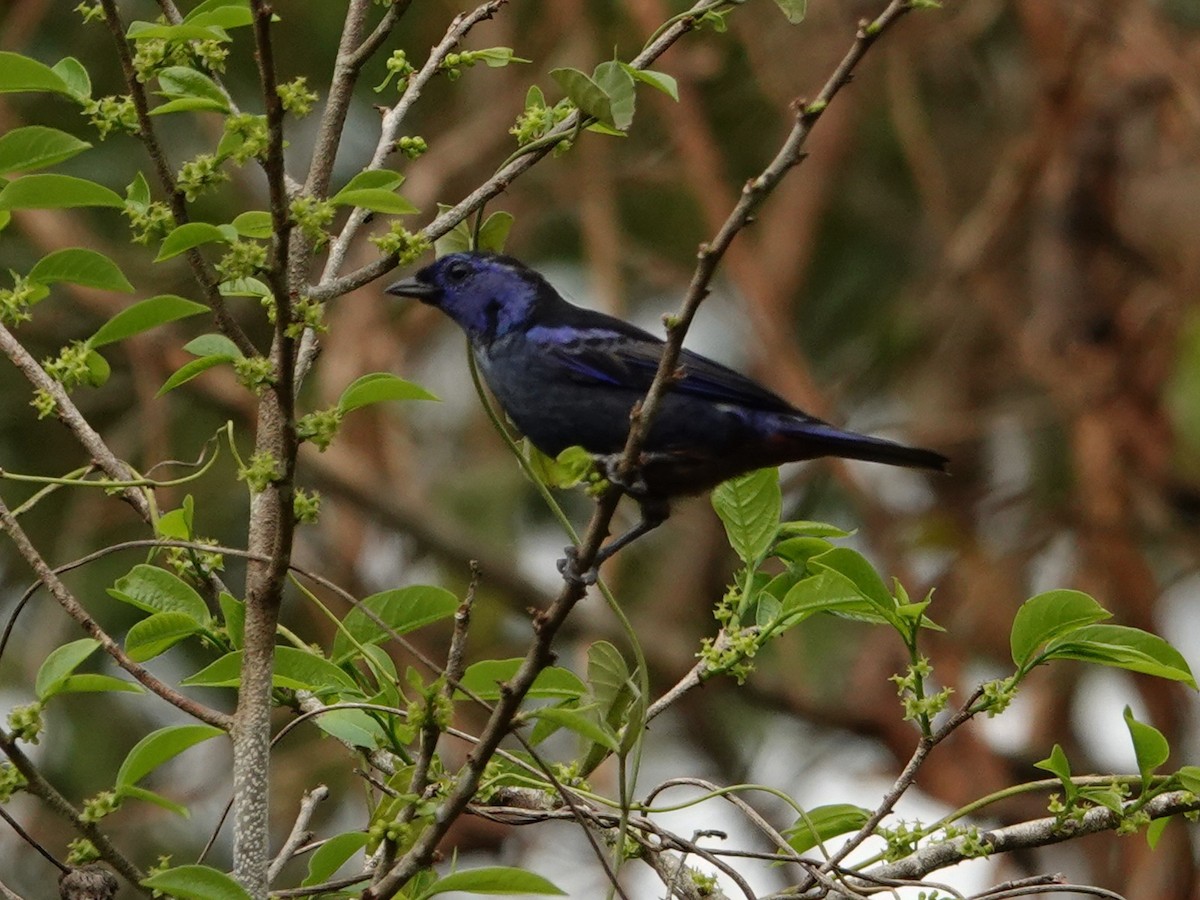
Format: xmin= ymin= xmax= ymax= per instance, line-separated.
xmin=444 ymin=260 xmax=471 ymax=283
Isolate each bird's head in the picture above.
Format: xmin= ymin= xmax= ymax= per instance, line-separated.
xmin=385 ymin=252 xmax=545 ymax=341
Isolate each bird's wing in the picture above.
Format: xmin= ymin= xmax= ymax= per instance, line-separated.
xmin=535 ymin=317 xmax=798 ymax=414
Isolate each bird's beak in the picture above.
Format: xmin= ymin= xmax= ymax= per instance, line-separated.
xmin=385 ymin=277 xmax=441 ymax=301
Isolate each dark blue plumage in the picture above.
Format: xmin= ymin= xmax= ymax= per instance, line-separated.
xmin=386 ymin=252 xmax=947 ymax=570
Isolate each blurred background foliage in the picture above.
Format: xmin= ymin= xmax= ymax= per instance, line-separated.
xmin=2 ymin=0 xmax=1200 ymax=896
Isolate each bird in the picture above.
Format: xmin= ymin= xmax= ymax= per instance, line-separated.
xmin=386 ymin=251 xmax=947 ymax=580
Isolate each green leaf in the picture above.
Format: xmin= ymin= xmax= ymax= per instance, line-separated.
xmin=158 ymin=355 xmax=232 ymax=395
xmin=420 ymin=867 xmax=566 ymax=897
xmin=550 ymin=67 xmax=612 ymax=125
xmin=156 ymin=222 xmax=236 ymax=261
xmin=51 ymin=58 xmax=91 ymax=103
xmin=776 ymin=520 xmax=853 ymax=539
xmin=1146 ymin=815 xmax=1172 ymax=850
xmin=219 ymin=276 xmax=272 ymax=297
xmin=331 ymin=189 xmax=417 ymax=215
xmin=116 ymin=724 xmax=225 ymax=790
xmin=0 ymin=126 xmax=91 ymax=175
xmin=28 ymin=248 xmax=132 ymax=293
xmin=807 ymin=547 xmax=895 ymax=615
xmin=155 ymin=66 xmax=230 ymax=112
xmin=472 ymin=48 xmax=531 ymax=68
xmin=1124 ymin=707 xmax=1170 ymax=784
xmin=185 ymin=333 xmax=243 ymax=358
xmin=82 ymin=349 xmax=110 ymax=388
xmin=1010 ymin=589 xmax=1112 ymax=668
xmin=592 ymin=61 xmax=636 ymax=131
xmin=623 ymin=65 xmax=679 ymax=101
xmin=183 ymin=647 xmax=358 ymax=692
xmin=314 ymin=708 xmax=386 ymax=749
xmin=0 ymin=52 xmax=70 ymax=95
xmin=127 ymin=172 xmax=152 ymax=208
xmin=90 ymin=295 xmax=209 ymax=348
xmin=780 ymin=571 xmax=880 ymax=623
xmin=231 ymin=210 xmax=272 ymax=238
xmin=337 ymin=372 xmax=438 ymax=413
xmin=1177 ymin=765 xmax=1200 ymax=794
xmin=0 ymin=174 xmax=123 ymax=210
xmin=125 ymin=612 xmax=205 ymax=662
xmin=116 ymin=784 xmax=188 ymax=817
xmin=783 ymin=804 xmax=872 ymax=854
xmin=331 ymin=170 xmax=415 ymax=213
xmin=53 ymin=674 xmax=142 ymax=695
xmin=332 ymin=586 xmax=459 ymax=662
xmin=773 ymin=0 xmax=808 ymax=24
xmin=184 ymin=0 xmax=254 ymax=29
xmin=128 ymin=22 xmax=231 ymax=42
xmin=302 ymin=831 xmax=370 ymax=886
xmin=35 ymin=638 xmax=100 ymax=700
xmin=711 ymin=468 xmax=781 ymax=565
xmin=142 ymin=865 xmax=252 ymax=900
xmin=457 ymin=660 xmax=586 ymax=702
xmin=1042 ymin=624 xmax=1197 ymax=687
xmin=107 ymin=565 xmax=209 ymax=621
xmin=1034 ymin=743 xmax=1073 ymax=787
xmin=152 ymin=96 xmax=230 ymax=116
xmin=478 ymin=211 xmax=514 ymax=253
xmin=529 ymin=705 xmax=618 ymax=752
xmin=219 ymin=592 xmax=244 ymax=649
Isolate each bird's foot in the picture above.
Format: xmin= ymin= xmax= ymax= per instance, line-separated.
xmin=597 ymin=454 xmax=650 ymax=496
xmin=557 ymin=545 xmax=598 ymax=587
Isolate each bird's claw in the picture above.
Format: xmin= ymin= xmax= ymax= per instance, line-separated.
xmin=597 ymin=454 xmax=649 ymax=496
xmin=557 ymin=546 xmax=598 ymax=587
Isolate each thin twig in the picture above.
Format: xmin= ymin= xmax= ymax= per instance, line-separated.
xmin=267 ymin=785 xmax=329 ymax=884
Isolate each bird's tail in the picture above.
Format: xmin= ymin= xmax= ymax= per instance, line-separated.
xmin=779 ymin=420 xmax=949 ymax=473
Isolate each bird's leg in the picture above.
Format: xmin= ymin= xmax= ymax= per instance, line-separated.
xmin=557 ymin=497 xmax=670 ymax=587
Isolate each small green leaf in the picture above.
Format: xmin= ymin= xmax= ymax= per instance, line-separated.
xmin=127 ymin=172 xmax=152 ymax=208
xmin=184 ymin=0 xmax=254 ymax=30
xmin=28 ymin=248 xmax=132 ymax=293
xmin=156 ymin=222 xmax=236 ymax=261
xmin=784 ymin=804 xmax=872 ymax=854
xmin=82 ymin=349 xmax=111 ymax=387
xmin=128 ymin=22 xmax=231 ymax=42
xmin=302 ymin=831 xmax=370 ymax=886
xmin=623 ymin=66 xmax=679 ymax=102
xmin=457 ymin=660 xmax=586 ymax=701
xmin=314 ymin=709 xmax=386 ymax=749
xmin=332 ymin=586 xmax=458 ymax=662
xmin=219 ymin=276 xmax=271 ymax=297
xmin=1124 ymin=707 xmax=1170 ymax=784
xmin=219 ymin=592 xmax=244 ymax=649
xmin=183 ymin=647 xmax=357 ymax=692
xmin=807 ymin=547 xmax=895 ymax=615
xmin=550 ymin=67 xmax=612 ymax=125
xmin=125 ymin=612 xmax=205 ymax=662
xmin=1177 ymin=765 xmax=1200 ymax=794
xmin=53 ymin=674 xmax=142 ymax=695
xmin=116 ymin=724 xmax=225 ymax=790
xmin=185 ymin=333 xmax=243 ymax=358
xmin=0 ymin=174 xmax=123 ymax=210
xmin=780 ymin=571 xmax=879 ymax=623
xmin=230 ymin=210 xmax=272 ymax=238
xmin=142 ymin=865 xmax=252 ymax=900
xmin=472 ymin=48 xmax=531 ymax=68
xmin=1034 ymin=744 xmax=1073 ymax=788
xmin=1146 ymin=815 xmax=1172 ymax=850
xmin=107 ymin=565 xmax=208 ymax=621
xmin=529 ymin=705 xmax=618 ymax=751
xmin=119 ymin=784 xmax=190 ymax=817
xmin=773 ymin=0 xmax=808 ymax=24
xmin=420 ymin=867 xmax=566 ymax=897
xmin=1042 ymin=624 xmax=1197 ymax=687
xmin=331 ymin=189 xmax=417 ymax=215
xmin=711 ymin=468 xmax=781 ymax=565
xmin=158 ymin=355 xmax=231 ymax=395
xmin=35 ymin=638 xmax=100 ymax=700
xmin=0 ymin=52 xmax=70 ymax=95
xmin=90 ymin=295 xmax=209 ymax=348
xmin=592 ymin=61 xmax=636 ymax=131
xmin=155 ymin=66 xmax=230 ymax=112
xmin=478 ymin=211 xmax=514 ymax=253
xmin=0 ymin=126 xmax=91 ymax=175
xmin=51 ymin=58 xmax=91 ymax=102
xmin=336 ymin=170 xmax=405 ymax=193
xmin=337 ymin=372 xmax=438 ymax=413
xmin=1010 ymin=589 xmax=1112 ymax=668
